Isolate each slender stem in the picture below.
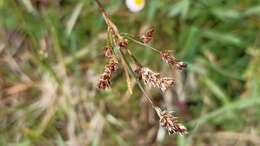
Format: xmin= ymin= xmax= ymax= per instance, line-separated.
xmin=95 ymin=0 xmax=121 ymax=39
xmin=107 ymin=28 xmax=113 ymax=46
xmin=123 ymin=35 xmax=161 ymax=54
xmin=126 ymin=49 xmax=142 ymax=67
xmin=119 ymin=49 xmax=155 ymax=108
xmin=95 ymin=0 xmax=110 ymax=19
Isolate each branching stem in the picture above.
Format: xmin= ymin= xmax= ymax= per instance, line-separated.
xmin=95 ymin=0 xmax=156 ymax=108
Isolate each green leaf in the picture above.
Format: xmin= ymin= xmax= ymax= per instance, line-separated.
xmin=147 ymin=0 xmax=161 ymax=21
xmin=203 ymin=78 xmax=229 ymax=105
xmin=180 ymin=26 xmax=200 ymax=60
xmin=203 ymin=30 xmax=243 ymax=46
xmin=212 ymin=9 xmax=241 ymax=20
xmin=243 ymin=5 xmax=260 ymax=17
xmin=168 ymin=0 xmax=190 ymax=19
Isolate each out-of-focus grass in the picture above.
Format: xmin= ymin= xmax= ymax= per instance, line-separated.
xmin=0 ymin=0 xmax=260 ymax=146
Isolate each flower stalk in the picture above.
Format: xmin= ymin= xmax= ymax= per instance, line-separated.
xmin=94 ymin=0 xmax=187 ymax=135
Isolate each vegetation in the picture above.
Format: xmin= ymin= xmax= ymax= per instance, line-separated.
xmin=0 ymin=0 xmax=260 ymax=146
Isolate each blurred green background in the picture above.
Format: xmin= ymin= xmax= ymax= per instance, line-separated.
xmin=1 ymin=0 xmax=260 ymax=146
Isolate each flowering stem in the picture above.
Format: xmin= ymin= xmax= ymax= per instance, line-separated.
xmin=95 ymin=0 xmax=109 ymax=19
xmin=122 ymin=34 xmax=161 ymax=54
xmin=95 ymin=0 xmax=156 ymax=109
xmin=95 ymin=0 xmax=121 ymax=39
xmin=126 ymin=49 xmax=142 ymax=67
xmin=119 ymin=49 xmax=156 ymax=108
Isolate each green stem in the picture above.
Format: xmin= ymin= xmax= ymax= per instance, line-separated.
xmin=119 ymin=49 xmax=155 ymax=108
xmin=122 ymin=34 xmax=161 ymax=54
xmin=126 ymin=49 xmax=142 ymax=67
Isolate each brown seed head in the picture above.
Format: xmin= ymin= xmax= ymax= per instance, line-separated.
xmin=154 ymin=107 xmax=187 ymax=135
xmin=97 ymin=54 xmax=119 ymax=90
xmin=97 ymin=71 xmax=111 ymax=89
xmin=159 ymin=77 xmax=175 ymax=92
xmin=134 ymin=67 xmax=142 ymax=80
xmin=160 ymin=51 xmax=177 ymax=65
xmin=176 ymin=61 xmax=187 ymax=70
xmin=135 ymin=67 xmax=175 ymax=92
xmin=140 ymin=27 xmax=155 ymax=43
xmin=105 ymin=61 xmax=119 ymax=73
xmin=118 ymin=38 xmax=128 ymax=48
xmin=160 ymin=51 xmax=187 ymax=71
xmin=104 ymin=47 xmax=114 ymax=58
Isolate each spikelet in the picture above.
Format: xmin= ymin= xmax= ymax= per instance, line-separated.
xmin=159 ymin=77 xmax=175 ymax=92
xmin=104 ymin=46 xmax=114 ymax=58
xmin=140 ymin=27 xmax=155 ymax=43
xmin=160 ymin=51 xmax=187 ymax=71
xmin=97 ymin=47 xmax=119 ymax=89
xmin=117 ymin=38 xmax=128 ymax=48
xmin=135 ymin=67 xmax=175 ymax=92
xmin=154 ymin=107 xmax=187 ymax=135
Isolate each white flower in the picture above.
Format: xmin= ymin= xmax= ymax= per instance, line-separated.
xmin=126 ymin=0 xmax=145 ymax=13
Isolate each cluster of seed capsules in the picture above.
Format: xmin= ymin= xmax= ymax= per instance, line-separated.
xmin=97 ymin=27 xmax=188 ymax=135
xmin=97 ymin=28 xmax=187 ymax=91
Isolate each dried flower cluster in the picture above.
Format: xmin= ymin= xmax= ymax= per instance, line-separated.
xmin=140 ymin=27 xmax=155 ymax=43
xmin=95 ymin=0 xmax=188 ymax=136
xmin=135 ymin=67 xmax=175 ymax=92
xmin=155 ymin=107 xmax=187 ymax=135
xmin=160 ymin=51 xmax=187 ymax=70
xmin=97 ymin=47 xmax=118 ymax=89
xmin=117 ymin=38 xmax=128 ymax=48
